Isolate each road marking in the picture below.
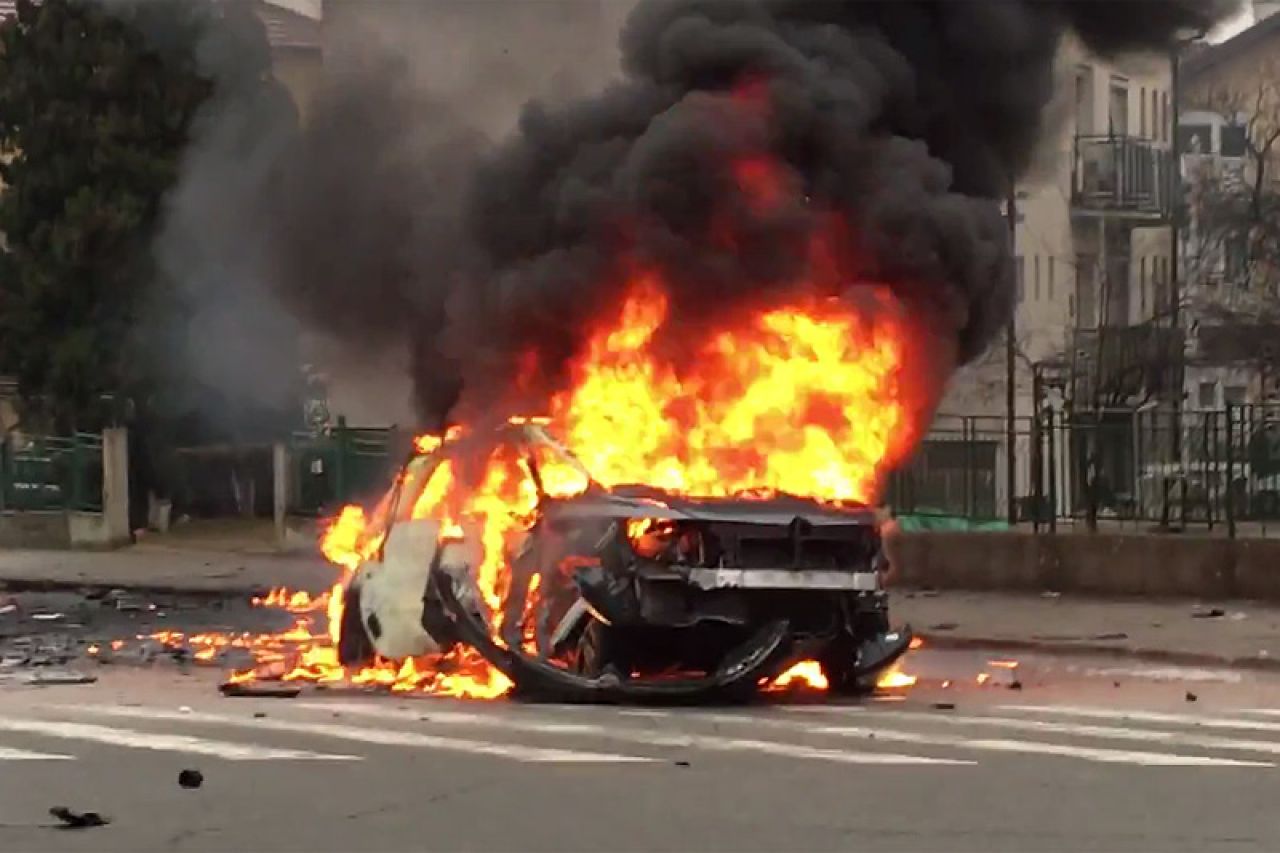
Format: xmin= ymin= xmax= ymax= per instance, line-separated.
xmin=0 ymin=745 xmax=73 ymax=761
xmin=1003 ymin=705 xmax=1280 ymax=734
xmin=64 ymin=705 xmax=654 ymax=764
xmin=1239 ymin=709 xmax=1280 ymax=718
xmin=848 ymin=710 xmax=1280 ymax=757
xmin=672 ymin=712 xmax=1272 ymax=767
xmin=294 ymin=702 xmax=972 ymax=766
xmin=0 ymin=717 xmax=354 ymax=761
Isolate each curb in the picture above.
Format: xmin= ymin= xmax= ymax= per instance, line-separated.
xmin=0 ymin=577 xmax=274 ymax=599
xmin=919 ymin=632 xmax=1280 ymax=674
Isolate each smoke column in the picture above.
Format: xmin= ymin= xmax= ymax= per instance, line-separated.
xmin=262 ymin=0 xmax=1235 ymax=430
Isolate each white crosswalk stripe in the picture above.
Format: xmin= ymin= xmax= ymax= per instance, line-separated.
xmin=851 ymin=709 xmax=1280 ymax=757
xmin=683 ymin=712 xmax=1271 ymax=767
xmin=1002 ymin=705 xmax=1280 ymax=734
xmin=61 ymin=705 xmax=657 ymax=764
xmin=11 ymin=700 xmax=1280 ymax=768
xmin=294 ymin=702 xmax=972 ymax=766
xmin=0 ymin=745 xmax=73 ymax=761
xmin=0 ymin=717 xmax=355 ymax=761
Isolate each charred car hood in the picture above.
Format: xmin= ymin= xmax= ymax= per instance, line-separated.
xmin=544 ymin=486 xmax=877 ymax=527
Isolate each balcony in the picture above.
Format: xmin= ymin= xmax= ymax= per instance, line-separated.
xmin=1071 ymin=135 xmax=1172 ymax=218
xmin=1071 ymin=325 xmax=1186 ymax=405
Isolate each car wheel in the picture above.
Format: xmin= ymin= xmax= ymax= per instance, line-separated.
xmin=337 ymin=581 xmax=375 ymax=666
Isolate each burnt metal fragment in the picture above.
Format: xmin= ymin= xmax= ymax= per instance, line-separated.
xmin=219 ymin=681 xmax=301 ymax=698
xmin=50 ymin=807 xmax=110 ymax=829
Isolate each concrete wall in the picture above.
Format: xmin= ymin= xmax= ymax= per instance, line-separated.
xmin=893 ymin=531 xmax=1280 ymax=600
xmin=0 ymin=513 xmax=70 ymax=549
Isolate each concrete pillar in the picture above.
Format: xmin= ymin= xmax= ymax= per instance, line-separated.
xmin=273 ymin=441 xmax=289 ymax=547
xmin=102 ymin=427 xmax=130 ymax=546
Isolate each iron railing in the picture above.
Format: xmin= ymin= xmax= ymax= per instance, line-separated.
xmin=289 ymin=419 xmax=405 ymax=516
xmin=0 ymin=432 xmax=104 ymax=512
xmin=888 ymin=405 xmax=1280 ymax=537
xmin=1072 ymin=134 xmax=1172 ymax=216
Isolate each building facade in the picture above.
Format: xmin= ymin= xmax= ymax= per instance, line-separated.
xmin=1177 ymin=7 xmax=1280 ymax=409
xmin=931 ymin=33 xmax=1177 ymax=520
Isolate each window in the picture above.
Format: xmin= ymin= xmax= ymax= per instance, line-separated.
xmin=1162 ymin=93 xmax=1169 ymax=142
xmin=1224 ymin=385 xmax=1247 ymax=406
xmin=1221 ymin=123 xmax=1248 ymax=157
xmin=1048 ymin=257 xmax=1056 ymax=301
xmin=1075 ymin=65 xmax=1095 ymax=135
xmin=1034 ymin=255 xmax=1041 ymax=301
xmin=1226 ymin=231 xmax=1249 ymax=284
xmin=1151 ymin=89 xmax=1159 ymax=140
xmin=1140 ymin=257 xmax=1148 ymax=315
xmin=1199 ymin=381 xmax=1218 ymax=408
xmin=1179 ymin=123 xmax=1214 ymax=154
xmin=1016 ymin=256 xmax=1025 ymax=302
xmin=1140 ymin=87 xmax=1147 ymax=136
xmin=1108 ymin=78 xmax=1129 ymax=135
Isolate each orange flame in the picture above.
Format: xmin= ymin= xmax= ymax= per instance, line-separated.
xmin=205 ymin=267 xmax=918 ymax=699
xmin=768 ymin=659 xmax=830 ymax=691
xmin=549 ymin=275 xmax=910 ymax=503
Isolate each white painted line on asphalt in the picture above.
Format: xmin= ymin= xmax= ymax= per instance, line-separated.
xmin=64 ymin=705 xmax=654 ymax=764
xmin=1003 ymin=705 xmax=1280 ymax=734
xmin=849 ymin=710 xmax=1280 ymax=757
xmin=817 ymin=731 xmax=1270 ymax=767
xmin=0 ymin=745 xmax=73 ymax=761
xmin=295 ymin=702 xmax=973 ymax=766
xmin=0 ymin=717 xmax=355 ymax=761
xmin=666 ymin=712 xmax=1273 ymax=767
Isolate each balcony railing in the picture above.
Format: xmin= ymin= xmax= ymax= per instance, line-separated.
xmin=1072 ymin=135 xmax=1172 ymax=217
xmin=1071 ymin=325 xmax=1186 ymax=404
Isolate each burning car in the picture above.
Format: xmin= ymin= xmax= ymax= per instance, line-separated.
xmin=334 ymin=420 xmax=911 ymax=702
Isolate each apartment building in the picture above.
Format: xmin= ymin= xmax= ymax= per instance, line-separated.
xmin=945 ymin=32 xmax=1177 ymax=414
xmin=1177 ymin=8 xmax=1280 ymax=408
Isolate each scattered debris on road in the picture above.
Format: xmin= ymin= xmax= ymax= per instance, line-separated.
xmin=1192 ymin=607 xmax=1225 ymax=619
xmin=931 ymin=702 xmax=955 ymax=711
xmin=50 ymin=807 xmax=110 ymax=829
xmin=219 ymin=681 xmax=301 ymax=699
xmin=178 ymin=769 xmax=204 ymax=789
xmin=26 ymin=669 xmax=97 ymax=686
xmin=1186 ymin=691 xmax=1199 ymax=702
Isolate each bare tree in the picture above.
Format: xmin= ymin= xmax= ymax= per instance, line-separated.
xmin=1184 ymin=75 xmax=1280 ymax=354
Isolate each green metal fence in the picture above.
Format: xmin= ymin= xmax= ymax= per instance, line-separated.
xmin=0 ymin=432 xmax=104 ymax=512
xmin=289 ymin=419 xmax=401 ymax=516
xmin=885 ymin=405 xmax=1280 ymax=537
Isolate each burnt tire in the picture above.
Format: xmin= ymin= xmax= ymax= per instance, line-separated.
xmin=336 ymin=581 xmax=375 ymax=666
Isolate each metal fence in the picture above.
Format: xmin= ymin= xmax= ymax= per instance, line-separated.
xmin=289 ymin=419 xmax=404 ymax=516
xmin=0 ymin=432 xmax=104 ymax=512
xmin=887 ymin=405 xmax=1280 ymax=537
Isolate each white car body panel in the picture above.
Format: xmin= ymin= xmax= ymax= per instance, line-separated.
xmin=356 ymin=518 xmax=485 ymax=660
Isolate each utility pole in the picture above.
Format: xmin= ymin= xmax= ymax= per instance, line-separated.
xmin=1006 ymin=183 xmax=1018 ymax=527
xmin=1168 ymin=31 xmax=1203 ymax=528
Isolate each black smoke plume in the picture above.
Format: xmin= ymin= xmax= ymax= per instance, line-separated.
xmin=267 ymin=0 xmax=1237 ymax=429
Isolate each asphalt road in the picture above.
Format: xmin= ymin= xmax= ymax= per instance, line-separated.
xmin=1 ymin=656 xmax=1278 ymax=853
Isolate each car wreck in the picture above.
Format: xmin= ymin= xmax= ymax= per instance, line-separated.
xmin=336 ymin=422 xmax=912 ymax=702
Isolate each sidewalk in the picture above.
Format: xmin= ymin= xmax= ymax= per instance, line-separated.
xmin=0 ymin=547 xmax=337 ymax=596
xmin=898 ymin=590 xmax=1280 ymax=671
